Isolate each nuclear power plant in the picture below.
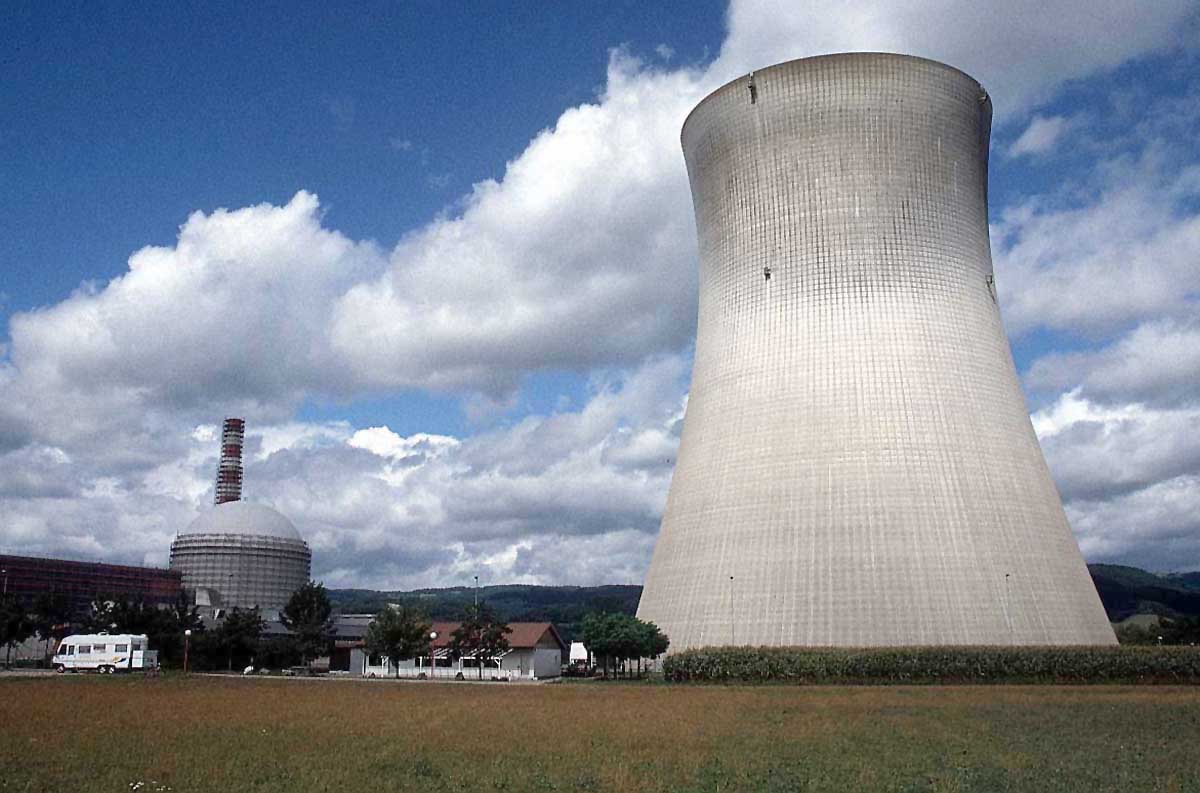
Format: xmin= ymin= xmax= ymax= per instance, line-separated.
xmin=170 ymin=418 xmax=311 ymax=616
xmin=637 ymin=53 xmax=1116 ymax=649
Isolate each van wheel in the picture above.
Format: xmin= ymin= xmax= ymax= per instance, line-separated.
xmin=54 ymin=664 xmax=65 ymax=674
xmin=101 ymin=665 xmax=114 ymax=675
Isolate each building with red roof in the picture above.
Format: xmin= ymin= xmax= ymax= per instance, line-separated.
xmin=337 ymin=618 xmax=568 ymax=680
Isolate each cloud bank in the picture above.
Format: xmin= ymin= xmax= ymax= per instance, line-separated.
xmin=2 ymin=0 xmax=1198 ymax=585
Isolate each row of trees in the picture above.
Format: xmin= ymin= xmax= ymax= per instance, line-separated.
xmin=2 ymin=591 xmax=81 ymax=668
xmin=1116 ymin=616 xmax=1200 ymax=645
xmin=0 ymin=581 xmax=336 ymax=671
xmin=581 ymin=612 xmax=670 ymax=678
xmin=178 ymin=581 xmax=336 ymax=670
xmin=4 ymin=584 xmax=674 ymax=679
xmin=365 ymin=601 xmax=512 ymax=679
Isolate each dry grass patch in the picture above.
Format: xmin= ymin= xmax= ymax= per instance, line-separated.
xmin=2 ymin=676 xmax=1199 ymax=791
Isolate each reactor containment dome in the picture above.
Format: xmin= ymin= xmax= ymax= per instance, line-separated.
xmin=170 ymin=419 xmax=311 ymax=614
xmin=171 ymin=501 xmax=311 ymax=613
xmin=636 ymin=53 xmax=1116 ymax=649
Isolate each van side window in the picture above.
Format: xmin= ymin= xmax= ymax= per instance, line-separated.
xmin=78 ymin=646 xmax=91 ymax=654
xmin=93 ymin=644 xmax=106 ymax=653
xmin=131 ymin=642 xmax=143 ymax=651
xmin=115 ymin=644 xmax=129 ymax=653
xmin=66 ymin=646 xmax=75 ymax=655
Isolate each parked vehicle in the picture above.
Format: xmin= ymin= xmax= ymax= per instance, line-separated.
xmin=52 ymin=634 xmax=159 ymax=674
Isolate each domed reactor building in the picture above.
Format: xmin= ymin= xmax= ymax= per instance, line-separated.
xmin=637 ymin=54 xmax=1115 ymax=649
xmin=170 ymin=419 xmax=311 ymax=616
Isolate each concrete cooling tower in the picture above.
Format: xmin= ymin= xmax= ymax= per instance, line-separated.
xmin=637 ymin=53 xmax=1116 ymax=648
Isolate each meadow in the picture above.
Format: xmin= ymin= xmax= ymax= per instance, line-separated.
xmin=2 ymin=675 xmax=1198 ymax=792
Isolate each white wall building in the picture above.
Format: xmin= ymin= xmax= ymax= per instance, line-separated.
xmin=349 ymin=621 xmax=567 ymax=680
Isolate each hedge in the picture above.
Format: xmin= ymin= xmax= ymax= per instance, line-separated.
xmin=661 ymin=645 xmax=1200 ymax=684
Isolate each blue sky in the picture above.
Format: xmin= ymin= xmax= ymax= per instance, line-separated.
xmin=1 ymin=1 xmax=1198 ymax=588
xmin=2 ymin=3 xmax=722 ymax=327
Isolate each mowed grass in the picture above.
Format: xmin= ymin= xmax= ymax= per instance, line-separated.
xmin=2 ymin=677 xmax=1199 ymax=792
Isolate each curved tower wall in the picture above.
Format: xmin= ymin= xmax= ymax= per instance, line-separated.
xmin=637 ymin=53 xmax=1115 ymax=648
xmin=169 ymin=534 xmax=311 ymax=612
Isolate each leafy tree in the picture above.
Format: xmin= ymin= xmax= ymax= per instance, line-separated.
xmin=581 ymin=612 xmax=611 ymax=677
xmin=645 ymin=620 xmax=670 ymax=656
xmin=187 ymin=629 xmax=223 ymax=672
xmin=1158 ymin=616 xmax=1200 ymax=645
xmin=30 ymin=592 xmax=71 ymax=661
xmin=449 ymin=602 xmax=512 ymax=679
xmin=82 ymin=595 xmax=119 ymax=633
xmin=109 ymin=597 xmax=156 ymax=634
xmin=281 ymin=581 xmax=336 ymax=665
xmin=88 ymin=592 xmax=204 ymax=667
xmin=258 ymin=635 xmax=303 ymax=670
xmin=218 ymin=607 xmax=266 ymax=671
xmin=1 ymin=594 xmax=34 ymax=668
xmin=637 ymin=619 xmax=670 ymax=676
xmin=364 ymin=604 xmax=432 ymax=678
xmin=155 ymin=591 xmax=204 ymax=665
xmin=581 ymin=612 xmax=670 ymax=679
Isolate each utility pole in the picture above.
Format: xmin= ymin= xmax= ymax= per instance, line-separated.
xmin=2 ymin=567 xmax=9 ymax=668
xmin=730 ymin=575 xmax=735 ymax=646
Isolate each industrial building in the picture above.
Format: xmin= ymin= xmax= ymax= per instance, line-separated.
xmin=169 ymin=419 xmax=311 ymax=616
xmin=637 ymin=54 xmax=1115 ymax=648
xmin=0 ymin=554 xmax=181 ymax=616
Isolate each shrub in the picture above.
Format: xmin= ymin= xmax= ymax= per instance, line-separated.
xmin=661 ymin=645 xmax=1200 ymax=684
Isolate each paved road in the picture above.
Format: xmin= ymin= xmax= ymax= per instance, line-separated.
xmin=0 ymin=668 xmax=553 ymax=684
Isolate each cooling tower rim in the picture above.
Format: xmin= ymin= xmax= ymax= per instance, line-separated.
xmin=681 ymin=51 xmax=991 ymax=144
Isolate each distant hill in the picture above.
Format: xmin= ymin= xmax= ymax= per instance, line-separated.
xmin=330 ymin=565 xmax=1200 ymax=641
xmin=328 ymin=584 xmax=642 ymax=643
xmin=1087 ymin=564 xmax=1200 ymax=622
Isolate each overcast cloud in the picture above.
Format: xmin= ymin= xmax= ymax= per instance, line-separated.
xmin=2 ymin=0 xmax=1199 ymax=584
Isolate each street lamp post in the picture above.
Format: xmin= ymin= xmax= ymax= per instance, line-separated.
xmin=429 ymin=631 xmax=438 ymax=681
xmin=183 ymin=629 xmax=192 ymax=674
xmin=474 ymin=576 xmax=479 ymax=607
xmin=2 ymin=568 xmax=8 ymax=595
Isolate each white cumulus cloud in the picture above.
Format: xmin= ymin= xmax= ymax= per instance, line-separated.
xmin=2 ymin=0 xmax=1199 ymax=583
xmin=1009 ymin=114 xmax=1073 ymax=157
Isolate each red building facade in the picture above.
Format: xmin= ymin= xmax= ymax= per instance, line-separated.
xmin=0 ymin=554 xmax=182 ymax=616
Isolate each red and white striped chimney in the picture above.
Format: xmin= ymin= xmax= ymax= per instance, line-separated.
xmin=214 ymin=418 xmax=245 ymax=505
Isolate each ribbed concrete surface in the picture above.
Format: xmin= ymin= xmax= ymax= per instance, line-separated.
xmin=171 ymin=503 xmax=311 ymax=611
xmin=637 ymin=53 xmax=1115 ymax=649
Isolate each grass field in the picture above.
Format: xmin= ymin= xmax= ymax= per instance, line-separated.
xmin=2 ymin=676 xmax=1198 ymax=792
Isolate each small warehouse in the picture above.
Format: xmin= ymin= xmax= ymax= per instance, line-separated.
xmin=342 ymin=621 xmax=567 ymax=680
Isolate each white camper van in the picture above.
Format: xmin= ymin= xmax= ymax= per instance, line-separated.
xmin=53 ymin=634 xmax=159 ymax=674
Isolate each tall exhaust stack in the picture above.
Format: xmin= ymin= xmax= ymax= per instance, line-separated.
xmin=214 ymin=418 xmax=245 ymax=505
